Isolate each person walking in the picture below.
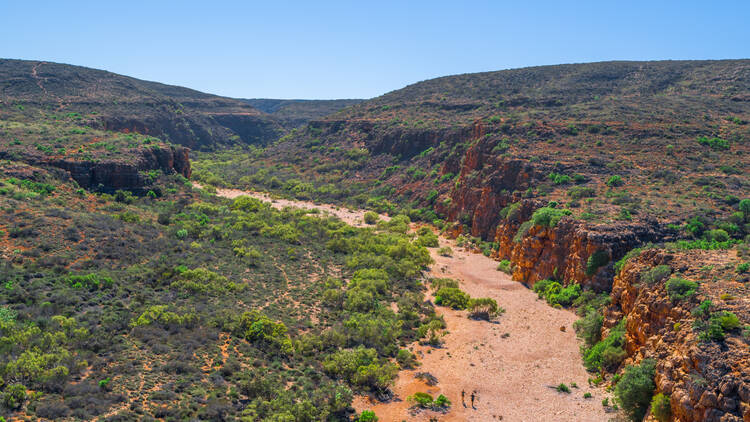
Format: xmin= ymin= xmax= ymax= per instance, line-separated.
xmin=461 ymin=390 xmax=466 ymax=407
xmin=470 ymin=391 xmax=476 ymax=408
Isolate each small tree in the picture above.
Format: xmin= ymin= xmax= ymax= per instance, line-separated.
xmin=357 ymin=410 xmax=378 ymax=422
xmin=363 ymin=211 xmax=379 ymax=225
xmin=614 ymin=359 xmax=656 ymax=421
xmin=650 ymin=393 xmax=671 ymax=422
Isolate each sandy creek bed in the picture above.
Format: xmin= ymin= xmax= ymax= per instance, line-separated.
xmin=200 ymin=184 xmax=612 ymax=421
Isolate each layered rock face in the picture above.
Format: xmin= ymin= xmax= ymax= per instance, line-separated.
xmin=0 ymin=145 xmax=191 ymax=192
xmin=431 ymin=122 xmax=676 ymax=290
xmin=605 ymin=250 xmax=750 ymax=422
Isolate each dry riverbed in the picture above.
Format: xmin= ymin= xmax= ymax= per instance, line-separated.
xmin=198 ymin=184 xmax=612 ymax=421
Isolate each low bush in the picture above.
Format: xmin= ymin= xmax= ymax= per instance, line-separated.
xmin=606 ymin=175 xmax=624 ymax=187
xmin=585 ymin=250 xmax=610 ymax=276
xmin=574 ymin=308 xmax=603 ymax=348
xmin=68 ymin=273 xmax=113 ymax=290
xmin=568 ymin=186 xmax=596 ymax=199
xmin=437 ymin=246 xmax=453 ymax=257
xmin=582 ymin=319 xmax=626 ymax=372
xmin=434 ymin=287 xmax=470 ymax=309
xmin=357 ymin=410 xmax=378 ymax=422
xmin=651 ymin=393 xmax=671 ymax=422
xmin=416 ymin=231 xmax=439 ymax=247
xmin=531 ymin=207 xmax=572 ymax=228
xmin=665 ymin=277 xmax=698 ymax=301
xmin=697 ymin=136 xmax=730 ymax=150
xmin=430 ymin=278 xmax=459 ymax=290
xmin=363 ymin=211 xmax=378 ymax=225
xmin=533 ymin=280 xmax=582 ymax=307
xmin=407 ymin=392 xmax=451 ymax=409
xmin=323 ymin=347 xmax=398 ymax=392
xmin=2 ymin=384 xmax=26 ymax=410
xmin=467 ymin=297 xmax=502 ymax=321
xmin=548 ymin=172 xmax=572 ymax=185
xmin=614 ymin=359 xmax=656 ymax=421
xmin=640 ymin=265 xmax=671 ymax=284
xmin=496 ymin=259 xmax=512 ymax=274
xmin=396 ymin=349 xmax=418 ymax=368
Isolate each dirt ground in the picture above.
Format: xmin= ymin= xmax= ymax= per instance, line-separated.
xmin=201 ymin=184 xmax=613 ymax=421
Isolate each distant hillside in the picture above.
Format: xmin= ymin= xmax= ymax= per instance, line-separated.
xmin=0 ymin=59 xmax=283 ymax=149
xmin=241 ymin=98 xmax=364 ymax=128
xmin=198 ymin=58 xmax=750 ymax=281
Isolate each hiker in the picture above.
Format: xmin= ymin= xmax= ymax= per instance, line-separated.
xmin=471 ymin=391 xmax=476 ymax=408
xmin=461 ymin=390 xmax=466 ymax=407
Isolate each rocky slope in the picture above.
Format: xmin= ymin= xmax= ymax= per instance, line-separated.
xmin=0 ymin=59 xmax=284 ymax=149
xmin=605 ymin=249 xmax=750 ymax=422
xmin=0 ymin=143 xmax=190 ymax=192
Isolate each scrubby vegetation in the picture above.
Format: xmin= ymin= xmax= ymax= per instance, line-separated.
xmin=0 ymin=162 xmax=442 ymax=420
xmin=431 ymin=279 xmax=502 ymax=321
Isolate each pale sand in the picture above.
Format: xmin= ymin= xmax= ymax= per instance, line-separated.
xmin=199 ymin=183 xmax=612 ymax=421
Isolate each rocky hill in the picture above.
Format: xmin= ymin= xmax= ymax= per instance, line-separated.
xmin=241 ymin=98 xmax=363 ymax=128
xmin=0 ymin=59 xmax=284 ymax=150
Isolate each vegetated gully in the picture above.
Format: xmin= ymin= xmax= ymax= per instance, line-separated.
xmin=201 ymin=184 xmax=611 ymax=421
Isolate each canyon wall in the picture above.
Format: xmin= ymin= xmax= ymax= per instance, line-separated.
xmin=0 ymin=145 xmax=191 ymax=192
xmin=605 ymin=250 xmax=750 ymax=422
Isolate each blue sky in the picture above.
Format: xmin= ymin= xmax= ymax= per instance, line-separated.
xmin=1 ymin=1 xmax=748 ymax=99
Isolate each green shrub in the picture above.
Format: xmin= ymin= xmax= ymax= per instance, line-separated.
xmin=586 ymin=250 xmax=610 ymax=276
xmin=556 ymin=383 xmax=571 ymax=393
xmin=533 ymin=280 xmax=582 ymax=307
xmin=548 ymin=172 xmax=572 ymax=185
xmin=131 ymin=305 xmax=198 ymax=328
xmin=430 ymin=278 xmax=459 ymax=290
xmin=68 ymin=273 xmax=113 ymax=290
xmin=606 ymin=175 xmax=624 ymax=187
xmin=574 ymin=308 xmax=603 ymax=348
xmin=434 ymin=394 xmax=451 ymax=407
xmin=496 ymin=259 xmax=512 ymax=274
xmin=434 ymin=287 xmax=470 ymax=309
xmin=707 ymin=229 xmax=730 ymax=242
xmin=640 ymin=265 xmax=671 ymax=284
xmin=396 ymin=349 xmax=418 ymax=368
xmin=737 ymin=262 xmax=749 ymax=274
xmin=614 ymin=248 xmax=642 ymax=273
xmin=513 ymin=220 xmax=534 ymax=243
xmin=234 ymin=311 xmax=293 ymax=354
xmin=739 ymin=199 xmax=750 ymax=217
xmin=323 ymin=347 xmax=398 ymax=392
xmin=614 ymin=359 xmax=656 ymax=421
xmin=697 ymin=136 xmax=730 ymax=150
xmin=583 ymin=319 xmax=626 ymax=371
xmin=407 ymin=392 xmax=451 ymax=409
xmin=499 ymin=202 xmax=522 ymax=221
xmin=650 ymin=393 xmax=671 ymax=422
xmin=363 ymin=211 xmax=378 ymax=225
xmin=531 ymin=207 xmax=572 ymax=228
xmin=357 ymin=410 xmax=378 ymax=422
xmin=568 ymin=186 xmax=596 ymax=199
xmin=1 ymin=383 xmax=26 ymax=410
xmin=408 ymin=392 xmax=434 ymax=408
xmin=467 ymin=297 xmax=501 ymax=320
xmin=665 ymin=278 xmax=698 ymax=301
xmin=437 ymin=246 xmax=453 ymax=257
xmin=416 ymin=231 xmax=439 ymax=247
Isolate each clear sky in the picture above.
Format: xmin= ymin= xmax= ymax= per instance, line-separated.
xmin=1 ymin=1 xmax=748 ymax=99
